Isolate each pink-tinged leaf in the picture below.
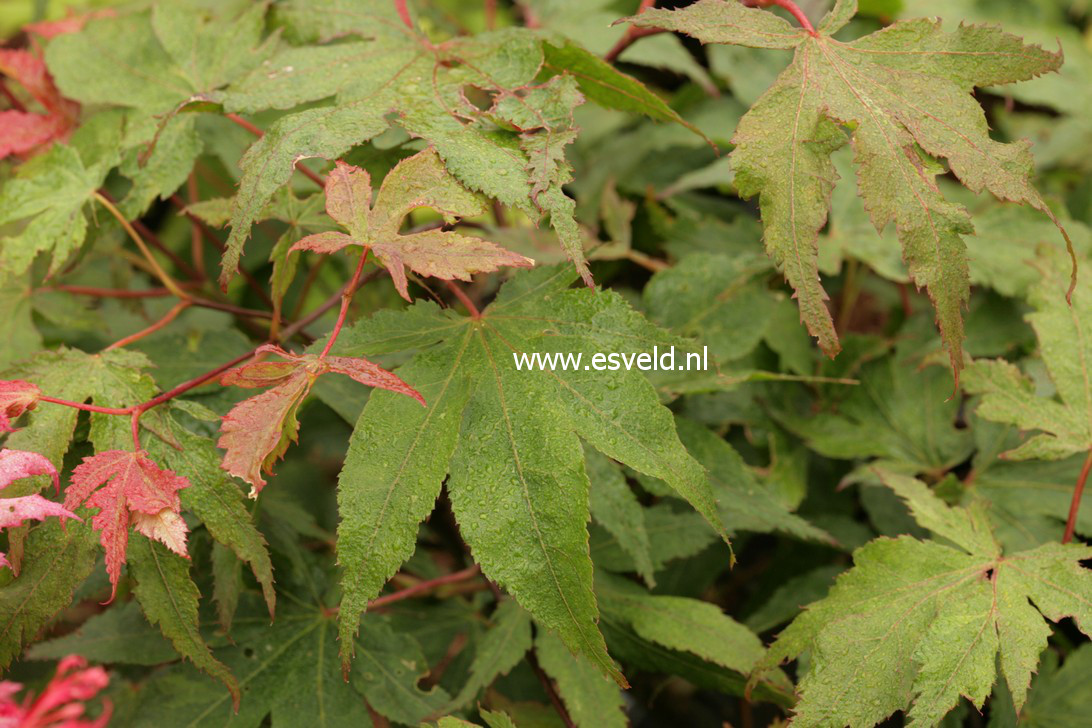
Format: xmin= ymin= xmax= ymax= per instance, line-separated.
xmin=0 ymin=654 xmax=110 ymax=727
xmin=0 ymin=111 xmax=70 ymax=159
xmin=0 ymin=49 xmax=78 ymax=159
xmin=132 ymin=510 xmax=188 ymax=557
xmin=23 ymin=9 xmax=116 ymax=39
xmin=0 ymin=495 xmax=79 ymax=530
xmin=0 ymin=380 xmax=41 ymax=434
xmin=325 ymin=356 xmax=426 ymax=406
xmin=290 ymin=231 xmax=358 ymax=255
xmin=66 ymin=450 xmax=191 ymax=600
xmin=218 ymin=346 xmax=424 ymax=491
xmin=0 ymin=448 xmax=58 ymax=492
xmin=324 ymin=160 xmax=372 ymax=236
xmin=292 ymin=148 xmax=530 ymax=299
xmin=372 ymin=231 xmax=534 ymax=301
xmin=0 ymin=49 xmax=76 ymax=117
xmin=218 ymin=369 xmax=312 ymax=495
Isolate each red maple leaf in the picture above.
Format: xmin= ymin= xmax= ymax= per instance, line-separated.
xmin=0 ymin=655 xmax=110 ymax=728
xmin=66 ymin=450 xmax=190 ymax=600
xmin=0 ymin=448 xmax=80 ymax=570
xmin=218 ymin=345 xmax=424 ymax=494
xmin=0 ymin=379 xmax=41 ymax=433
xmin=0 ymin=47 xmax=79 ymax=159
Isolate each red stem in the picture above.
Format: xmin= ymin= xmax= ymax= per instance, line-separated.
xmin=46 ymin=285 xmax=178 ymax=299
xmin=605 ymin=0 xmax=662 ymax=63
xmin=37 ymin=397 xmax=131 ymax=416
xmin=368 ymin=565 xmax=481 ymax=609
xmin=0 ymin=80 xmax=27 ymax=113
xmin=320 ymin=248 xmax=371 ymax=358
xmin=528 ymin=650 xmax=576 ymax=728
xmin=485 ymin=0 xmax=496 ymax=29
xmin=1063 ymin=448 xmax=1092 ymax=544
xmin=105 ymin=300 xmax=191 ymax=351
xmin=136 ymin=350 xmax=258 ymax=414
xmin=225 ymin=114 xmax=326 ymax=188
xmin=445 ymin=280 xmax=481 ymax=319
xmin=744 ymin=0 xmax=817 ymax=35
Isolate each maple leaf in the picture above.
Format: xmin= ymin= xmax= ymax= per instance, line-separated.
xmin=626 ymin=0 xmax=1067 ymax=379
xmin=292 ymin=149 xmax=533 ymax=300
xmin=218 ymin=344 xmax=423 ymax=494
xmin=214 ymin=12 xmax=689 ymax=288
xmin=65 ymin=450 xmax=191 ymax=600
xmin=0 ymin=379 xmax=40 ymax=433
xmin=0 ymin=48 xmax=78 ymax=159
xmin=762 ymin=469 xmax=1092 ymax=727
xmin=0 ymin=448 xmax=79 ymax=570
xmin=964 ymin=249 xmax=1092 ymax=461
xmin=331 ymin=265 xmax=727 ymax=684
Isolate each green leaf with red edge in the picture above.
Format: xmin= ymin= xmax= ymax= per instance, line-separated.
xmin=65 ymin=449 xmax=190 ymax=601
xmin=625 ymin=0 xmax=1068 ymax=379
xmin=218 ymin=344 xmax=423 ymax=494
xmin=292 ymin=148 xmax=533 ymax=301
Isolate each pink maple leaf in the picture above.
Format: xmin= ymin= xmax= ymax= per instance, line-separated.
xmin=0 ymin=655 xmax=110 ymax=728
xmin=66 ymin=451 xmax=190 ymax=600
xmin=0 ymin=48 xmax=79 ymax=159
xmin=0 ymin=449 xmax=79 ymax=571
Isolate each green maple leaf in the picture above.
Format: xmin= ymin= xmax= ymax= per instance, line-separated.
xmin=215 ymin=8 xmax=695 ymax=288
xmin=331 ymin=265 xmax=727 ymax=684
xmin=627 ymin=0 xmax=1069 ymax=378
xmin=0 ymin=113 xmax=121 ymax=277
xmin=763 ymin=470 xmax=1092 ymax=727
xmin=45 ymin=4 xmax=272 ymax=116
xmin=964 ymin=249 xmax=1092 ymax=461
xmin=131 ymin=592 xmax=446 ymax=726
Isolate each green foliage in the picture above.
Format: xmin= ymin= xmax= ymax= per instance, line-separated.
xmin=0 ymin=0 xmax=1090 ymax=726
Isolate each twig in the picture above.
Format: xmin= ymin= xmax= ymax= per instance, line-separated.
xmin=1063 ymin=448 xmax=1092 ymax=543
xmin=92 ymin=192 xmax=188 ymax=299
xmin=605 ymin=0 xmax=662 ymax=63
xmin=105 ymin=300 xmax=191 ymax=351
xmin=368 ymin=565 xmax=482 ymax=609
xmin=394 ymin=0 xmax=414 ymax=30
xmin=528 ymin=649 xmax=576 ymax=728
xmin=485 ymin=0 xmax=497 ymax=30
xmin=319 ymin=248 xmax=371 ymax=358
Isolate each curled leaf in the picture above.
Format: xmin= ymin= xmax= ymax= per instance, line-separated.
xmin=0 ymin=379 xmax=42 ymax=433
xmin=219 ymin=345 xmax=423 ymax=494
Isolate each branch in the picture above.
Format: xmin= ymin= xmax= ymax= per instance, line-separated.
xmin=105 ymin=300 xmax=191 ymax=351
xmin=528 ymin=648 xmax=576 ymax=728
xmin=1063 ymin=448 xmax=1092 ymax=544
